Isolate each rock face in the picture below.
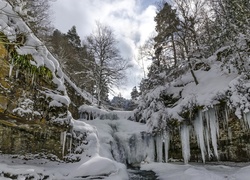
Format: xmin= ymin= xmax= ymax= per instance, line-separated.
xmin=0 ymin=113 xmax=68 ymax=159
xmin=0 ymin=41 xmax=71 ymax=158
xmin=0 ymin=1 xmax=100 ymax=162
xmin=149 ymin=108 xmax=250 ymax=163
xmin=0 ymin=0 xmax=72 ymax=158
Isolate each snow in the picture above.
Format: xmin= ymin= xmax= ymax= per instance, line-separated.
xmin=71 ymin=155 xmax=128 ymax=179
xmin=0 ymin=0 xmax=71 ymax=122
xmin=0 ymin=154 xmax=128 ymax=180
xmin=141 ymin=162 xmax=250 ymax=180
xmin=80 ymin=110 xmax=150 ymax=165
xmin=64 ymin=74 xmax=97 ymax=105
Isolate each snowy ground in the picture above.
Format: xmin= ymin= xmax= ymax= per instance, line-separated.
xmin=2 ymin=155 xmax=250 ymax=180
xmin=141 ymin=162 xmax=250 ymax=180
xmin=0 ymin=154 xmax=128 ymax=180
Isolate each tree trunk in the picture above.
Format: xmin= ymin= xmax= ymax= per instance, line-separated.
xmin=183 ymin=40 xmax=199 ymax=85
xmin=171 ymin=34 xmax=177 ymax=67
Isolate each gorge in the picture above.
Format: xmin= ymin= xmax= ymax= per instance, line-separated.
xmin=0 ymin=0 xmax=250 ymax=179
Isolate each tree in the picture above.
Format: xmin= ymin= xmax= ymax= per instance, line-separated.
xmin=154 ymin=2 xmax=180 ymax=67
xmin=131 ymin=86 xmax=139 ymax=100
xmin=49 ymin=29 xmax=74 ymax=64
xmin=85 ymin=22 xmax=128 ymax=106
xmin=137 ymin=35 xmax=155 ymax=78
xmin=48 ymin=28 xmax=96 ymax=94
xmin=7 ymin=0 xmax=54 ymax=40
xmin=67 ymin=26 xmax=81 ymax=48
xmin=207 ymin=0 xmax=250 ymax=74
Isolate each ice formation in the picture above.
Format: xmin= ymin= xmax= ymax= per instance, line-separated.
xmin=181 ymin=123 xmax=190 ymax=164
xmin=194 ymin=111 xmax=206 ymax=162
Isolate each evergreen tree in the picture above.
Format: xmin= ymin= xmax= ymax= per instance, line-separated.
xmin=131 ymin=86 xmax=139 ymax=100
xmin=48 ymin=28 xmax=96 ymax=95
xmin=154 ymin=2 xmax=180 ymax=67
xmin=67 ymin=26 xmax=81 ymax=47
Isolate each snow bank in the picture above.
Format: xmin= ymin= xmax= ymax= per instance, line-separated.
xmin=70 ymin=155 xmax=128 ymax=179
xmin=141 ymin=163 xmax=249 ymax=180
xmin=79 ymin=105 xmax=134 ymax=120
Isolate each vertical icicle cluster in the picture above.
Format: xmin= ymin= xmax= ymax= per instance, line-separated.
xmin=181 ymin=123 xmax=190 ymax=164
xmin=60 ymin=131 xmax=67 ymax=156
xmin=156 ymin=134 xmax=163 ymax=162
xmin=154 ymin=131 xmax=170 ymax=163
xmin=192 ymin=108 xmax=220 ymax=163
xmin=206 ymin=108 xmax=219 ymax=159
xmin=194 ymin=111 xmax=206 ymax=162
xmin=163 ymin=131 xmax=170 ymax=162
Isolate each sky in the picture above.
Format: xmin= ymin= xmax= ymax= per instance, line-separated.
xmin=51 ymin=0 xmax=157 ymax=99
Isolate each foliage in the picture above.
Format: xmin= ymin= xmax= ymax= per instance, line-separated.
xmin=48 ymin=27 xmax=96 ymax=94
xmin=130 ymin=86 xmax=139 ymax=100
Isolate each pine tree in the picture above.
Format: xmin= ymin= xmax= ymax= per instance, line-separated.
xmin=48 ymin=28 xmax=96 ymax=95
xmin=131 ymin=86 xmax=139 ymax=100
xmin=154 ymin=2 xmax=180 ymax=67
xmin=67 ymin=26 xmax=81 ymax=48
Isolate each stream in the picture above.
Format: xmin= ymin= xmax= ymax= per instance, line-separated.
xmin=128 ymin=169 xmax=157 ymax=180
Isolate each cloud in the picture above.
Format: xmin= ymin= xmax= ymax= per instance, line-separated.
xmin=51 ymin=0 xmax=156 ymax=99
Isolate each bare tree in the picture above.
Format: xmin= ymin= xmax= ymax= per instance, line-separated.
xmin=136 ymin=35 xmax=155 ymax=78
xmin=85 ymin=22 xmax=128 ymax=106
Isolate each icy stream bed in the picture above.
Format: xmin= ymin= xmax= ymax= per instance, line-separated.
xmin=128 ymin=169 xmax=157 ymax=180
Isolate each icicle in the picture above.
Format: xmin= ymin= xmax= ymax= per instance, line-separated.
xmin=61 ymin=131 xmax=67 ymax=156
xmin=31 ymin=73 xmax=35 ymax=85
xmin=228 ymin=127 xmax=232 ymax=141
xmin=204 ymin=124 xmax=212 ymax=160
xmin=225 ymin=106 xmax=229 ymax=125
xmin=181 ymin=123 xmax=190 ymax=164
xmin=156 ymin=133 xmax=163 ymax=162
xmin=243 ymin=112 xmax=250 ymax=129
xmin=145 ymin=133 xmax=155 ymax=163
xmin=69 ymin=134 xmax=72 ymax=154
xmin=163 ymin=131 xmax=170 ymax=162
xmin=16 ymin=68 xmax=19 ymax=79
xmin=194 ymin=110 xmax=206 ymax=163
xmin=9 ymin=63 xmax=13 ymax=77
xmin=207 ymin=109 xmax=219 ymax=159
